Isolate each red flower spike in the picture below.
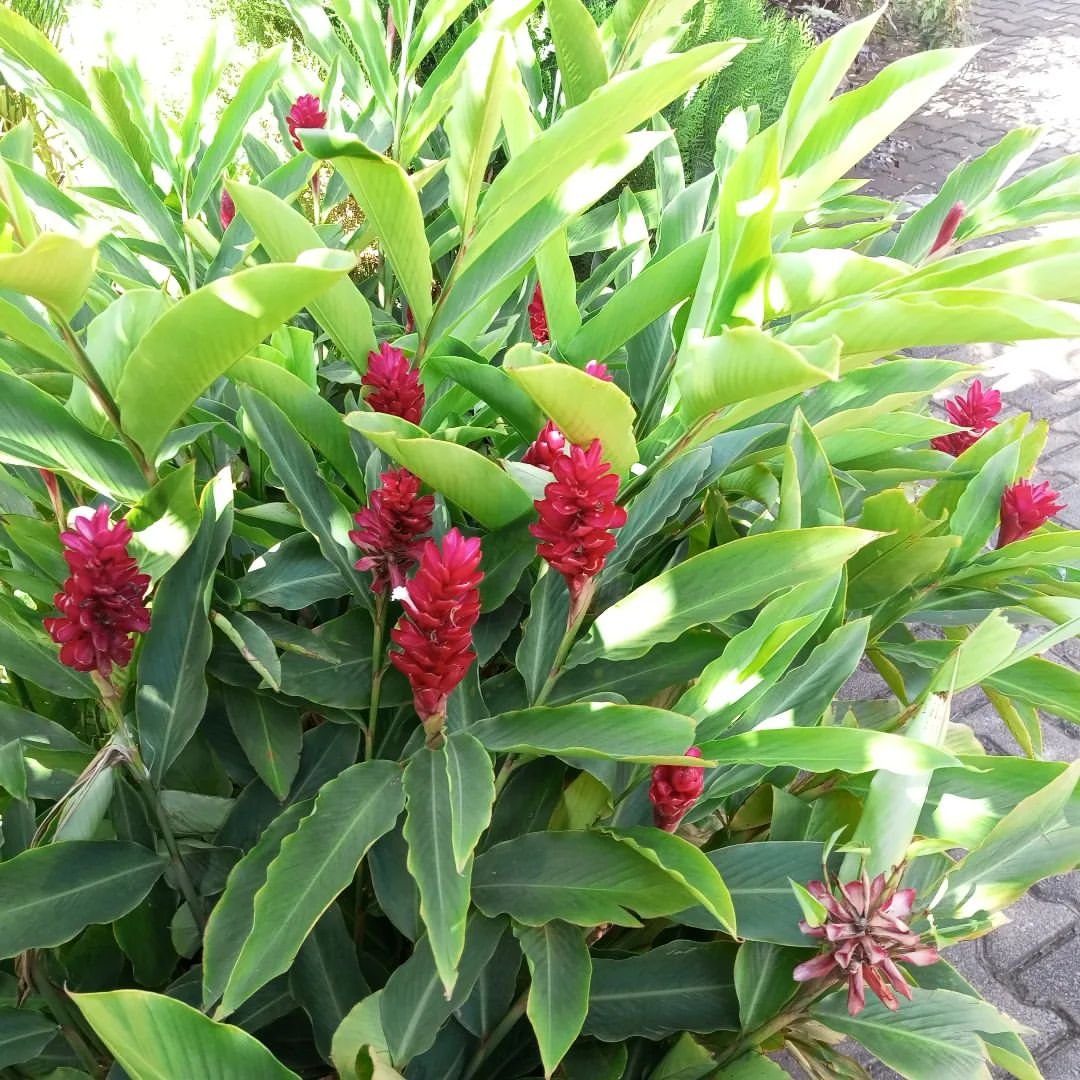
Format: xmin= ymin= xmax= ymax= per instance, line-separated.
xmin=220 ymin=189 xmax=236 ymax=230
xmin=389 ymin=528 xmax=483 ymax=746
xmin=929 ymin=201 xmax=965 ymax=255
xmin=362 ymin=342 xmax=425 ymax=424
xmin=529 ymin=283 xmax=549 ymax=344
xmin=930 ymin=379 xmax=1002 ymax=457
xmin=530 ymin=439 xmax=627 ymax=604
xmin=584 ymin=360 xmax=613 ymax=382
xmin=286 ymin=93 xmax=327 ymax=151
xmin=793 ymin=869 xmax=940 ymax=1016
xmin=43 ymin=505 xmax=151 ymax=678
xmin=997 ymin=479 xmax=1066 ymax=548
xmin=649 ymin=747 xmax=704 ymax=832
xmin=522 ymin=420 xmax=567 ymax=471
xmin=349 ymin=469 xmax=434 ymax=594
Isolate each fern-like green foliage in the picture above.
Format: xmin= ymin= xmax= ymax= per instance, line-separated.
xmin=669 ymin=0 xmax=812 ymax=177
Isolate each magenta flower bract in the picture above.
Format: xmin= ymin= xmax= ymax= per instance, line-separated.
xmin=43 ymin=505 xmax=151 ymax=678
xmin=286 ymin=93 xmax=327 ymax=151
xmin=997 ymin=478 xmax=1066 ymax=547
xmin=929 ymin=201 xmax=965 ymax=255
xmin=362 ymin=342 xmax=425 ymax=425
xmin=390 ymin=528 xmax=483 ymax=745
xmin=584 ymin=360 xmax=613 ymax=382
xmin=530 ymin=439 xmax=627 ymax=603
xmin=649 ymin=747 xmax=704 ymax=832
xmin=349 ymin=469 xmax=434 ymax=594
xmin=930 ymin=379 xmax=1002 ymax=457
xmin=521 ymin=420 xmax=567 ymax=471
xmin=529 ymin=283 xmax=549 ymax=344
xmin=220 ymin=189 xmax=236 ymax=230
xmin=793 ymin=871 xmax=940 ymax=1016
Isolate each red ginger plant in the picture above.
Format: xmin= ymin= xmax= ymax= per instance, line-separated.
xmin=997 ymin=478 xmax=1066 ymax=547
xmin=389 ymin=527 xmax=483 ymax=747
xmin=44 ymin=505 xmax=150 ymax=678
xmin=930 ymin=379 xmax=1001 ymax=457
xmin=362 ymin=342 xmax=425 ymax=424
xmin=349 ymin=468 xmax=434 ymax=594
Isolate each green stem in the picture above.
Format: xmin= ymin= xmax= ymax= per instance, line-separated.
xmin=711 ymin=982 xmax=828 ymax=1068
xmin=57 ymin=321 xmax=157 ymax=486
xmin=462 ymin=989 xmax=528 ymax=1080
xmin=366 ymin=592 xmax=389 ymax=761
xmin=618 ymin=415 xmax=708 ymax=505
xmin=391 ymin=2 xmax=416 ymax=163
xmin=28 ymin=952 xmax=105 ymax=1076
xmin=534 ymin=585 xmax=592 ymax=708
xmin=179 ymin=183 xmax=198 ymax=293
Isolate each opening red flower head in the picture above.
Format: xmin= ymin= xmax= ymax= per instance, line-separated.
xmin=350 ymin=468 xmax=434 ymax=594
xmin=44 ymin=505 xmax=151 ymax=678
xmin=528 ymin=283 xmax=549 ymax=344
xmin=929 ymin=201 xmax=965 ymax=255
xmin=584 ymin=360 xmax=612 ymax=382
xmin=389 ymin=528 xmax=483 ymax=747
xmin=649 ymin=747 xmax=704 ymax=832
xmin=793 ymin=870 xmax=940 ymax=1016
xmin=220 ymin=189 xmax=236 ymax=230
xmin=362 ymin=342 xmax=425 ymax=425
xmin=930 ymin=379 xmax=1002 ymax=457
xmin=286 ymin=93 xmax=327 ymax=151
xmin=530 ymin=438 xmax=627 ymax=609
xmin=997 ymin=478 xmax=1065 ymax=548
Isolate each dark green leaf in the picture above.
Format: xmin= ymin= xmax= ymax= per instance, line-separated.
xmin=0 ymin=1006 xmax=57 ymax=1068
xmin=222 ymin=687 xmax=302 ymax=802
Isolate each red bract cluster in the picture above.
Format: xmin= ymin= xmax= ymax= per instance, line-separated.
xmin=929 ymin=201 xmax=965 ymax=255
xmin=44 ymin=506 xmax=150 ymax=678
xmin=286 ymin=93 xmax=327 ymax=151
xmin=930 ymin=379 xmax=1002 ymax=456
xmin=349 ymin=469 xmax=434 ymax=594
xmin=528 ymin=283 xmax=549 ymax=344
xmin=390 ymin=528 xmax=483 ymax=744
xmin=794 ymin=871 xmax=940 ymax=1016
xmin=521 ymin=420 xmax=566 ymax=471
xmin=530 ymin=439 xmax=627 ymax=604
xmin=997 ymin=478 xmax=1065 ymax=547
xmin=584 ymin=360 xmax=612 ymax=382
xmin=649 ymin=748 xmax=704 ymax=832
xmin=220 ymin=189 xmax=236 ymax=230
xmin=362 ymin=342 xmax=425 ymax=424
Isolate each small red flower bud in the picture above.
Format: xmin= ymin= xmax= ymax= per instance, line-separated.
xmin=362 ymin=342 xmax=425 ymax=424
xmin=794 ymin=871 xmax=940 ymax=1016
xmin=43 ymin=505 xmax=151 ymax=678
xmin=349 ymin=469 xmax=434 ymax=594
xmin=929 ymin=201 xmax=965 ymax=255
xmin=521 ymin=420 xmax=567 ymax=471
xmin=220 ymin=189 xmax=236 ymax=230
xmin=528 ymin=283 xmax=549 ymax=344
xmin=930 ymin=379 xmax=1002 ymax=457
xmin=584 ymin=360 xmax=612 ymax=382
xmin=997 ymin=479 xmax=1065 ymax=548
xmin=649 ymin=747 xmax=704 ymax=832
xmin=286 ymin=93 xmax=327 ymax=152
xmin=389 ymin=528 xmax=484 ymax=745
xmin=530 ymin=439 xmax=627 ymax=603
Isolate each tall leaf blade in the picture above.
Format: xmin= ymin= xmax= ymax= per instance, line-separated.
xmin=219 ymin=759 xmax=404 ymax=1015
xmin=74 ymin=989 xmax=300 ymax=1080
xmin=515 ymin=921 xmax=591 ymax=1077
xmin=137 ymin=470 xmax=234 ymax=785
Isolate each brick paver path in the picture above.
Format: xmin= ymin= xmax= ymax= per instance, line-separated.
xmin=855 ymin=3 xmax=1080 ymax=1076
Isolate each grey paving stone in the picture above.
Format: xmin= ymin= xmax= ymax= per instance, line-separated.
xmin=983 ymin=894 xmax=1076 ymax=970
xmin=1042 ymin=1037 xmax=1080 ymax=1080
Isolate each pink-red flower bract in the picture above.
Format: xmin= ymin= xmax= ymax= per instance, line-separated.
xmin=793 ymin=871 xmax=940 ymax=1016
xmin=930 ymin=379 xmax=1002 ymax=457
xmin=44 ymin=505 xmax=150 ymax=678
xmin=390 ymin=528 xmax=483 ymax=739
xmin=584 ymin=360 xmax=612 ymax=382
xmin=649 ymin=747 xmax=704 ymax=831
xmin=530 ymin=439 xmax=627 ymax=602
xmin=362 ymin=342 xmax=425 ymax=424
xmin=529 ymin=283 xmax=549 ymax=344
xmin=522 ymin=420 xmax=566 ymax=471
xmin=220 ymin=189 xmax=236 ymax=230
xmin=349 ymin=469 xmax=434 ymax=594
xmin=286 ymin=93 xmax=327 ymax=151
xmin=997 ymin=478 xmax=1065 ymax=547
xmin=929 ymin=201 xmax=965 ymax=255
